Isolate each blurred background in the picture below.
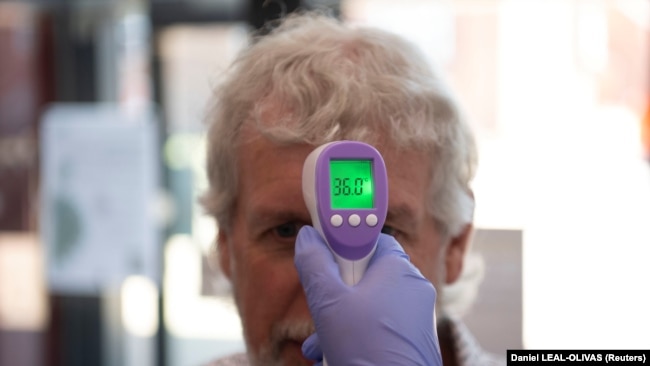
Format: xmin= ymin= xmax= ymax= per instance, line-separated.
xmin=1 ymin=0 xmax=649 ymax=365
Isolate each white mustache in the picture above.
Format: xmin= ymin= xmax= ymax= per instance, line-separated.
xmin=250 ymin=319 xmax=316 ymax=365
xmin=271 ymin=319 xmax=316 ymax=345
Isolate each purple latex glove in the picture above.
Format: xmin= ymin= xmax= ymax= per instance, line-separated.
xmin=294 ymin=226 xmax=442 ymax=366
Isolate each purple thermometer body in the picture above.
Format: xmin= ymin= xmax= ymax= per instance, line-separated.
xmin=302 ymin=141 xmax=388 ymax=285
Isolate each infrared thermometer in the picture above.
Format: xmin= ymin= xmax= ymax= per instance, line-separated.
xmin=302 ymin=141 xmax=388 ymax=286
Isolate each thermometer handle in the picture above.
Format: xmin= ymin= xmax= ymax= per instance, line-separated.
xmin=322 ymin=229 xmax=377 ymax=286
xmin=322 ymin=244 xmax=377 ymax=366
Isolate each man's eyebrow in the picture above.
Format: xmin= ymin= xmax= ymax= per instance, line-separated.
xmin=385 ymin=203 xmax=418 ymax=228
xmin=247 ymin=205 xmax=309 ymax=225
xmin=249 ymin=203 xmax=416 ymax=227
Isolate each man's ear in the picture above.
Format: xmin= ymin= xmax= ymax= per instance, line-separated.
xmin=445 ymin=223 xmax=473 ymax=284
xmin=217 ymin=228 xmax=232 ymax=280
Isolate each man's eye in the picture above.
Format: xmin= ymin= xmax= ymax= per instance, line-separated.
xmin=274 ymin=222 xmax=300 ymax=239
xmin=381 ymin=225 xmax=396 ymax=236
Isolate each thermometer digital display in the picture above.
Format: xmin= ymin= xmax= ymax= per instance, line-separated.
xmin=302 ymin=141 xmax=388 ymax=286
xmin=329 ymin=159 xmax=374 ymax=209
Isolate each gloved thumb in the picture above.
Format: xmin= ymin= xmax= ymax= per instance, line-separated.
xmin=301 ymin=333 xmax=323 ymax=362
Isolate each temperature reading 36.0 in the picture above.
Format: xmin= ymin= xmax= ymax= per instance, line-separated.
xmin=332 ymin=177 xmax=366 ymax=196
xmin=329 ymin=160 xmax=374 ymax=209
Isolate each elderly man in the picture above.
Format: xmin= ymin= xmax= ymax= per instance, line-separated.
xmin=202 ymin=12 xmax=501 ymax=366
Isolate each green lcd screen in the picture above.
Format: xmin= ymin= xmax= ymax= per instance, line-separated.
xmin=329 ymin=159 xmax=374 ymax=209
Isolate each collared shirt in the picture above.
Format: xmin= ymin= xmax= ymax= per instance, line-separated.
xmin=443 ymin=317 xmax=505 ymax=366
xmin=206 ymin=317 xmax=506 ymax=366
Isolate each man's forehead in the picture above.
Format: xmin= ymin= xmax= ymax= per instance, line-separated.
xmin=237 ymin=127 xmax=312 ymax=162
xmin=236 ymin=113 xmax=432 ymax=179
xmin=234 ymin=127 xmax=433 ymax=233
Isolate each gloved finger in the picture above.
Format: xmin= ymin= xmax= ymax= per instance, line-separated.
xmin=371 ymin=234 xmax=410 ymax=264
xmin=366 ymin=233 xmax=411 ymax=271
xmin=301 ymin=333 xmax=323 ymax=361
xmin=364 ymin=233 xmax=431 ymax=288
xmin=294 ymin=226 xmax=346 ymax=300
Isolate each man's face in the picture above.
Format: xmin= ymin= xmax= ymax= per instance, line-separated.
xmin=217 ymin=130 xmax=460 ymax=365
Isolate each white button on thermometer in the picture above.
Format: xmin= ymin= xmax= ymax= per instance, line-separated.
xmin=302 ymin=141 xmax=388 ymax=286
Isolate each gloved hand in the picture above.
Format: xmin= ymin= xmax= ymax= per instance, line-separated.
xmin=294 ymin=225 xmax=442 ymax=366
